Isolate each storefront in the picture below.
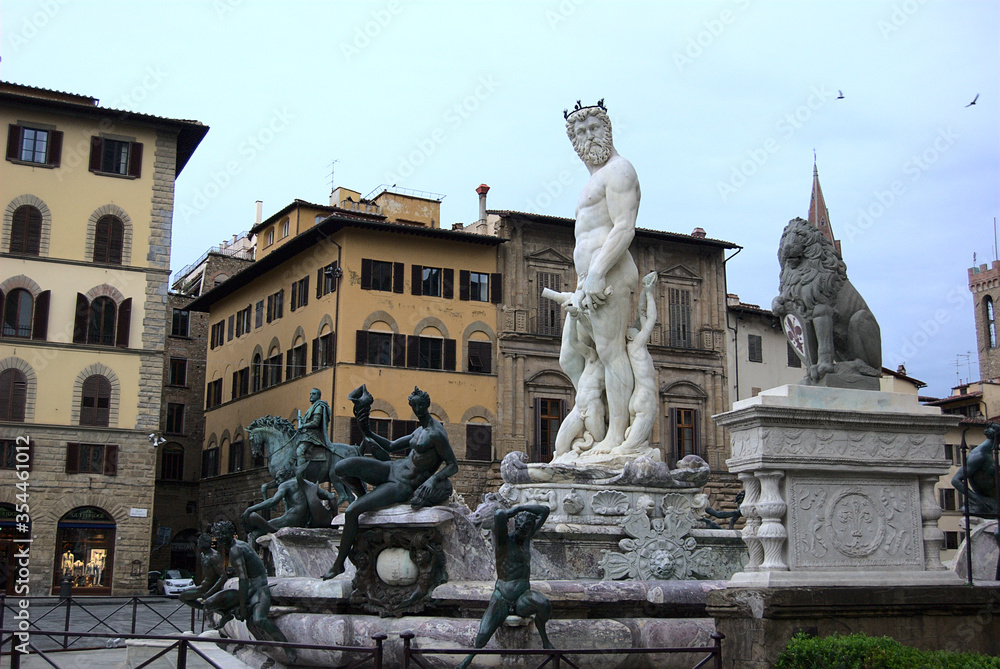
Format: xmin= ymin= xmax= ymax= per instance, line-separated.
xmin=51 ymin=506 xmax=116 ymax=595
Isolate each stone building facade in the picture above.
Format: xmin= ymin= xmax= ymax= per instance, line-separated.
xmin=478 ymin=209 xmax=736 ymax=472
xmin=969 ymin=260 xmax=1000 ymax=382
xmin=0 ymin=82 xmax=205 ymax=594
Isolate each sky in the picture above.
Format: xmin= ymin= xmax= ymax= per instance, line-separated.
xmin=2 ymin=0 xmax=997 ymax=399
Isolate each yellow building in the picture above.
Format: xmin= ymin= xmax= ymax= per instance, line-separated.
xmin=0 ymin=81 xmax=206 ymax=594
xmin=186 ymin=187 xmax=504 ymax=524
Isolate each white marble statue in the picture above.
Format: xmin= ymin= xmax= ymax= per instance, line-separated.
xmin=547 ymin=101 xmax=658 ymax=467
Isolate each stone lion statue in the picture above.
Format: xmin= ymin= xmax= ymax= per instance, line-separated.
xmin=771 ymin=218 xmax=882 ymax=390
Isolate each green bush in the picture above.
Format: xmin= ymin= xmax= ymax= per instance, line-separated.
xmin=775 ymin=632 xmax=1000 ymax=669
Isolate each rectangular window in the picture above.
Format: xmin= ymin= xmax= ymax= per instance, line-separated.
xmin=66 ymin=443 xmax=118 ymax=476
xmin=939 ymin=488 xmax=957 ymax=511
xmin=365 ymin=331 xmax=393 ymax=366
xmin=171 ymin=309 xmax=190 ymax=337
xmin=266 ymin=354 xmax=282 ymax=387
xmin=535 ymin=398 xmax=562 ymax=463
xmin=235 ymin=305 xmax=251 ymax=337
xmin=465 ymin=424 xmax=492 ymax=461
xmin=468 ymin=340 xmax=492 ymax=374
xmin=287 ymin=344 xmax=307 ymax=380
xmin=266 ymin=290 xmax=284 ymax=322
xmin=469 ymin=272 xmax=490 ymax=302
xmin=319 ymin=262 xmax=339 ymax=296
xmin=168 ymin=358 xmax=187 ymax=386
xmin=255 ymin=300 xmax=264 ymax=328
xmin=0 ymin=438 xmax=31 ymax=471
xmin=421 ymin=266 xmax=441 ymax=297
xmin=165 ymin=403 xmax=185 ymax=434
xmin=210 ymin=321 xmax=225 ymax=348
xmin=161 ymin=448 xmax=183 ymax=480
xmin=943 ymin=531 xmax=960 ymax=550
xmin=669 ymin=288 xmax=692 ymax=348
xmin=102 ymin=139 xmax=130 ymax=175
xmin=291 ymin=276 xmax=309 ymax=311
xmin=89 ymin=136 xmax=141 ymax=177
xmin=227 ymin=315 xmax=235 ymax=341
xmin=944 ymin=443 xmax=955 ymax=463
xmin=671 ymin=408 xmax=700 ymax=460
xmin=748 ymin=334 xmax=763 ymax=363
xmin=537 ymin=272 xmax=562 ymax=335
xmin=314 ymin=332 xmax=334 ymax=371
xmin=206 ymin=379 xmax=223 ymax=409
xmin=7 ymin=124 xmax=62 ymax=167
xmin=362 ymin=259 xmax=395 ymax=292
xmin=418 ymin=337 xmax=443 ymax=369
xmin=202 ymin=448 xmax=219 ymax=478
xmin=787 ymin=341 xmax=802 ymax=368
xmin=229 ymin=441 xmax=244 ymax=473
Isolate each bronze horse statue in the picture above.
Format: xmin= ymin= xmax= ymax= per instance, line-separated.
xmin=246 ymin=415 xmax=357 ymax=514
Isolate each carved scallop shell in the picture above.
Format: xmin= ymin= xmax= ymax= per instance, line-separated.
xmin=592 ymin=490 xmax=630 ymax=516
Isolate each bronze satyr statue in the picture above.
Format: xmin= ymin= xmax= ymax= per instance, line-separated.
xmin=772 ymin=217 xmax=882 ymax=390
xmin=178 ymin=532 xmax=227 ymax=610
xmin=241 ymin=466 xmax=337 ymax=545
xmin=952 ymin=423 xmax=999 ymax=516
xmin=202 ymin=520 xmax=295 ymax=664
xmin=457 ymin=504 xmax=554 ymax=669
xmin=322 ymin=386 xmax=459 ymax=580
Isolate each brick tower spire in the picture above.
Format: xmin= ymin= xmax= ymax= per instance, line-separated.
xmin=808 ymin=157 xmax=842 ymax=256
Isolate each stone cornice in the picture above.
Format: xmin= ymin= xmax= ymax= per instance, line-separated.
xmin=714 ymin=404 xmax=958 ymax=434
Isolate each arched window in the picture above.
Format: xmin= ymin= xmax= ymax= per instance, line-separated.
xmin=80 ymin=374 xmax=112 ymax=426
xmin=93 ymin=215 xmax=124 ymax=264
xmin=160 ymin=444 xmax=184 ymax=480
xmin=0 ymin=369 xmax=27 ymax=422
xmin=987 ymin=297 xmax=997 ymax=349
xmin=88 ymin=297 xmax=117 ymax=346
xmin=2 ymin=289 xmax=33 ymax=338
xmin=9 ymin=205 xmax=42 ymax=255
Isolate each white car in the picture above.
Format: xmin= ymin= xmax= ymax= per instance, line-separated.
xmin=158 ymin=569 xmax=195 ymax=596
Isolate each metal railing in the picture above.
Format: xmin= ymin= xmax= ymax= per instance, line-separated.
xmin=400 ymin=630 xmax=725 ymax=669
xmin=0 ymin=628 xmax=386 ymax=669
xmin=0 ymin=595 xmax=203 ymax=651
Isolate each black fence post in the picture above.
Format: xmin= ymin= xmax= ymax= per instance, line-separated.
xmin=712 ymin=631 xmax=726 ymax=669
xmin=11 ymin=643 xmax=20 ymax=669
xmin=372 ymin=632 xmax=387 ymax=669
xmin=177 ymin=638 xmax=188 ymax=669
xmin=190 ymin=604 xmax=196 ymax=633
xmin=1 ymin=593 xmax=6 ymax=629
xmin=62 ymin=596 xmax=72 ymax=648
xmin=131 ymin=597 xmax=139 ymax=635
xmin=401 ymin=631 xmax=414 ymax=669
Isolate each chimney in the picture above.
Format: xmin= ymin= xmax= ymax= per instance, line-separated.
xmin=691 ymin=227 xmax=707 ymax=238
xmin=255 ymin=200 xmax=263 ymax=226
xmin=476 ymin=184 xmax=490 ymax=223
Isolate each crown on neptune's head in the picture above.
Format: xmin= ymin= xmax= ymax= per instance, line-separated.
xmin=564 ymin=99 xmax=606 ymax=120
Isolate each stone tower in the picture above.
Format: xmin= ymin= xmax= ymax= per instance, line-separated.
xmin=968 ymin=260 xmax=1000 ymax=381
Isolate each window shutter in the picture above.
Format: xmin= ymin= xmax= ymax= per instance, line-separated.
xmin=89 ymin=136 xmax=103 ymax=172
xmin=266 ymin=295 xmax=273 ymax=322
xmin=333 ymin=261 xmax=341 ymax=292
xmin=411 ymin=265 xmax=422 ymax=296
xmin=127 ymin=142 xmax=142 ymax=177
xmin=312 ymin=338 xmax=319 ymax=372
xmin=669 ymin=408 xmax=678 ymax=462
xmin=392 ymin=333 xmax=407 ymax=367
xmin=406 ymin=335 xmax=419 ymax=368
xmin=24 ymin=207 xmax=42 ymax=255
xmin=65 ymin=443 xmax=79 ymax=474
xmin=0 ymin=290 xmax=4 ymax=327
xmin=459 ymin=270 xmax=470 ymax=301
xmin=290 ymin=281 xmax=298 ymax=311
xmin=694 ymin=409 xmax=702 ymax=457
xmin=93 ymin=217 xmax=110 ymax=262
xmin=277 ymin=290 xmax=284 ymax=318
xmin=286 ymin=350 xmax=293 ymax=379
xmin=355 ymin=330 xmax=368 ymax=364
xmin=302 ymin=276 xmax=308 ymax=306
xmin=491 ymin=273 xmax=503 ymax=304
xmin=32 ymin=290 xmax=50 ymax=340
xmin=104 ymin=445 xmax=119 ymax=476
xmin=232 ymin=371 xmax=238 ymax=400
xmin=393 ymin=262 xmax=404 ymax=293
xmin=116 ymin=298 xmax=132 ymax=348
xmin=6 ymin=125 xmax=22 ymax=161
xmin=47 ymin=130 xmax=63 ymax=167
xmin=443 ymin=338 xmax=456 ymax=371
xmin=533 ymin=397 xmax=542 ymax=455
xmin=73 ymin=293 xmax=90 ymax=343
xmin=361 ymin=258 xmax=373 ymax=290
xmin=443 ymin=268 xmax=454 ymax=299
xmin=316 ymin=269 xmax=323 ymax=298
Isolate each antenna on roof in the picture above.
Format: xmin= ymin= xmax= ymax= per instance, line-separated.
xmin=328 ymin=159 xmax=340 ymax=193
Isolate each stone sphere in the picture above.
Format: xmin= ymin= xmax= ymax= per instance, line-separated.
xmin=375 ymin=548 xmax=419 ymax=586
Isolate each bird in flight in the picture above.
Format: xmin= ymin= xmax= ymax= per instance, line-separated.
xmin=837 ymin=90 xmax=844 ymax=99
xmin=966 ymin=93 xmax=979 ymax=107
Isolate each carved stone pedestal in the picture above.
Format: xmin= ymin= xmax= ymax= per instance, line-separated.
xmin=714 ymin=384 xmax=961 ymax=587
